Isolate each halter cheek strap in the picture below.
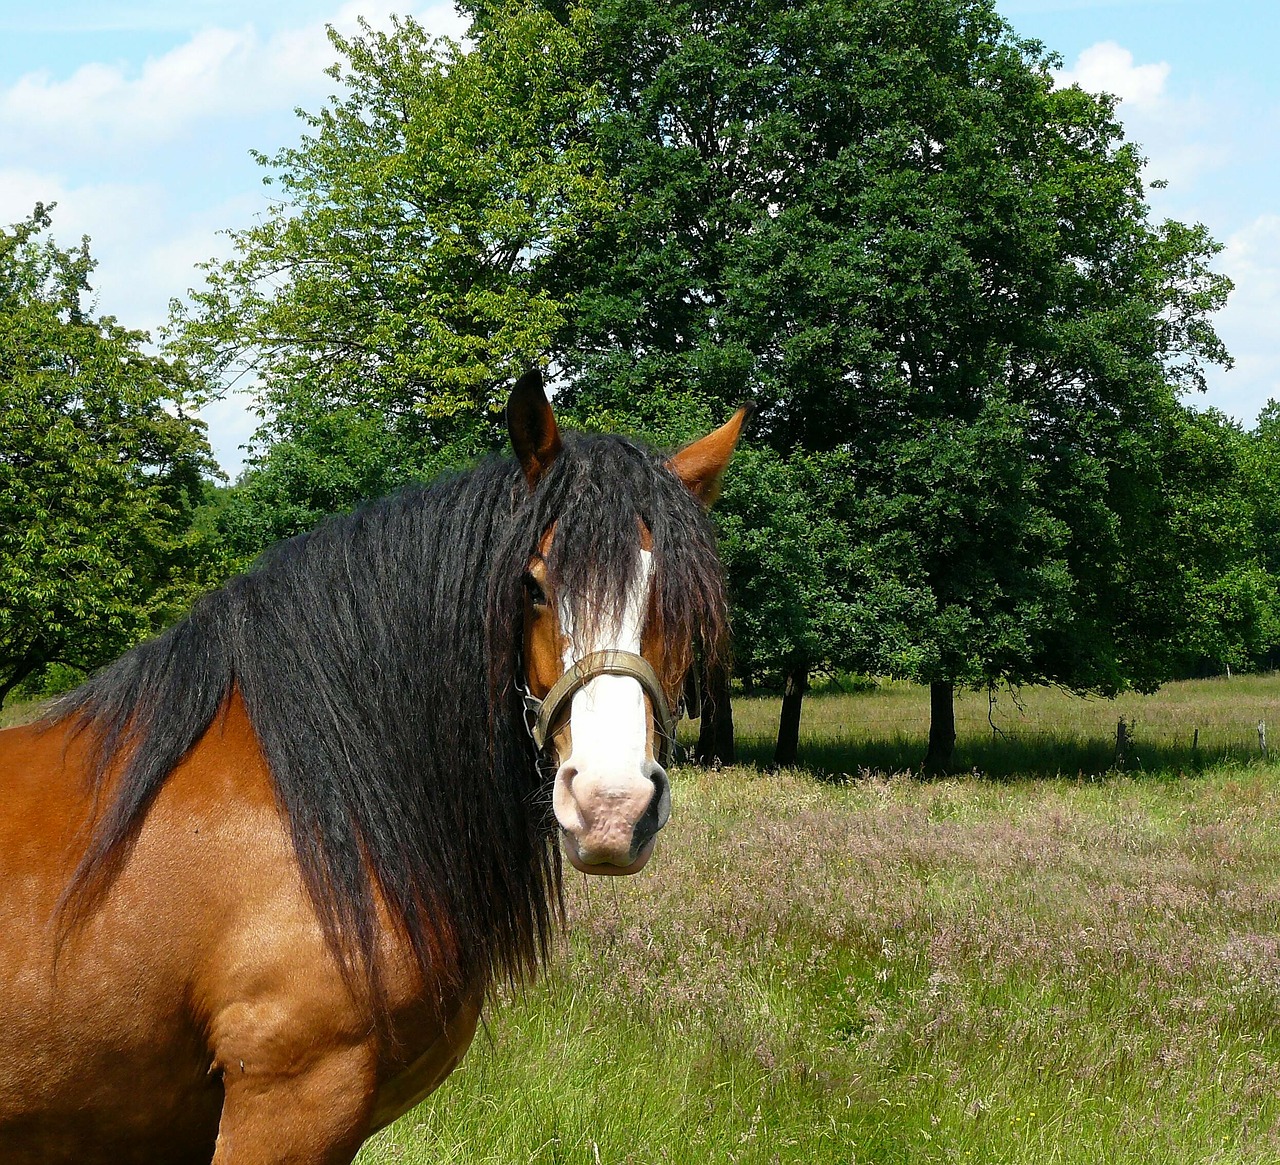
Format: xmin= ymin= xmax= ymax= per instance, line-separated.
xmin=523 ymin=649 xmax=678 ymax=770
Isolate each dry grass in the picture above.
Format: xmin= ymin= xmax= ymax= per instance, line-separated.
xmin=0 ymin=697 xmax=43 ymax=729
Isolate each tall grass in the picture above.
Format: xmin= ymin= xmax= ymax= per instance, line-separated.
xmin=359 ymin=677 xmax=1280 ymax=1164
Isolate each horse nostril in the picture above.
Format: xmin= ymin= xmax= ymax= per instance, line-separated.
xmin=631 ymin=762 xmax=671 ymax=855
xmin=648 ymin=763 xmax=671 ymax=831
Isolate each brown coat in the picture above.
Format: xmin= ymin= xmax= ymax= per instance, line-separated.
xmin=0 ymin=698 xmax=479 ymax=1165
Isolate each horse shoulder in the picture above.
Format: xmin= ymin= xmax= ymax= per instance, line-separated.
xmin=0 ymin=720 xmax=101 ymax=1123
xmin=0 ymin=716 xmax=240 ymax=1157
xmin=152 ymin=697 xmax=368 ymax=1059
xmin=0 ymin=700 xmax=478 ymax=1158
xmin=171 ymin=698 xmax=479 ymax=1135
xmin=0 ymin=717 xmax=97 ymax=888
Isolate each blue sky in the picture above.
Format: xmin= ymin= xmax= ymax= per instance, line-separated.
xmin=1 ymin=1 xmax=1275 ymax=476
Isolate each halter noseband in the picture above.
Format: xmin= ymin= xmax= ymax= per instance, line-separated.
xmin=520 ymin=649 xmax=678 ymax=769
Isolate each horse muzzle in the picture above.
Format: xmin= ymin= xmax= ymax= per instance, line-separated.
xmin=555 ymin=758 xmax=671 ymax=874
xmin=523 ymin=648 xmax=678 ymax=875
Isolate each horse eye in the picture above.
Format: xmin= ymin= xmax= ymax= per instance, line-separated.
xmin=523 ymin=573 xmax=548 ymax=609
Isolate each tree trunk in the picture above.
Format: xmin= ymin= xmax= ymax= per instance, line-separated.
xmin=923 ymin=680 xmax=956 ymax=776
xmin=0 ymin=659 xmax=39 ymax=709
xmin=693 ymin=662 xmax=735 ymax=767
xmin=773 ymin=663 xmax=808 ymax=768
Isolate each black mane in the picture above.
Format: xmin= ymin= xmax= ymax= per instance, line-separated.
xmin=50 ymin=434 xmax=727 ymax=1015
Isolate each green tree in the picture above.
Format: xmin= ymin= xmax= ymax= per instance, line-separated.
xmin=1162 ymin=407 xmax=1280 ymax=677
xmin=0 ymin=207 xmax=217 ymax=704
xmin=171 ymin=5 xmax=612 ymax=471
xmin=523 ymin=0 xmax=1232 ymax=770
xmin=1244 ymin=403 xmax=1280 ymax=671
xmin=209 ymin=404 xmax=492 ymax=568
xmin=175 ymin=0 xmax=1235 ymax=771
xmin=713 ymin=445 xmax=927 ymax=764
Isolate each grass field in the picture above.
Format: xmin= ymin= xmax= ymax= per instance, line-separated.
xmin=728 ymin=673 xmax=1278 ymax=777
xmin=358 ymin=676 xmax=1280 ymax=1164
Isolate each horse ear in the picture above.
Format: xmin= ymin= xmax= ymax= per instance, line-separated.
xmin=507 ymin=369 xmax=562 ymax=489
xmin=666 ymin=403 xmax=752 ymax=506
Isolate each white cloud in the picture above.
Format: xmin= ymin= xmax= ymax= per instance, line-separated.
xmin=0 ymin=1 xmax=466 ymax=156
xmin=1205 ymin=214 xmax=1280 ymax=421
xmin=1051 ymin=41 xmax=1235 ymax=200
xmin=0 ymin=169 xmax=68 ymax=227
xmin=0 ymin=168 xmax=165 ymax=283
xmin=0 ymin=167 xmax=257 ymax=328
xmin=1222 ymin=214 xmax=1280 ymax=314
xmin=1053 ymin=41 xmax=1170 ymax=108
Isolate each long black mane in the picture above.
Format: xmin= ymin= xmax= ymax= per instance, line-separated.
xmin=50 ymin=435 xmax=727 ymax=1015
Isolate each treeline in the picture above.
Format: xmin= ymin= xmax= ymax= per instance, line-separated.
xmin=0 ymin=206 xmax=220 ymax=706
xmin=3 ymin=0 xmax=1270 ymax=770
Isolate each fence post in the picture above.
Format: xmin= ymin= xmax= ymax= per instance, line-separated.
xmin=1116 ymin=717 xmax=1128 ymax=767
xmin=1259 ymin=721 xmax=1268 ymax=760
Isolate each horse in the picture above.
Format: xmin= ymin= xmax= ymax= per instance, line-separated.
xmin=0 ymin=371 xmax=746 ymax=1164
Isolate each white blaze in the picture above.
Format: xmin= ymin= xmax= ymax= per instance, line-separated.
xmin=560 ymin=549 xmax=654 ymax=770
xmin=552 ymin=550 xmax=656 ymax=852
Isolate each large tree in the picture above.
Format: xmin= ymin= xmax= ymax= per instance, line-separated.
xmin=524 ymin=0 xmax=1232 ymax=770
xmin=713 ymin=445 xmax=926 ymax=765
xmin=176 ymin=0 xmax=1235 ymax=771
xmin=0 ymin=207 xmax=216 ymax=704
xmin=172 ymin=5 xmax=611 ymax=491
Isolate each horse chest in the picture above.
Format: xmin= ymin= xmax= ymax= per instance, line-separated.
xmin=369 ymin=992 xmax=483 ymax=1133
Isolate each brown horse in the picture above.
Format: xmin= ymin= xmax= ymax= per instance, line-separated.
xmin=0 ymin=372 xmax=745 ymax=1164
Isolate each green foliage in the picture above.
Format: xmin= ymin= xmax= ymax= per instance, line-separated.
xmin=0 ymin=206 xmax=217 ymax=703
xmin=1156 ymin=407 xmax=1280 ymax=678
xmin=714 ymin=444 xmax=927 ymax=688
xmin=1238 ymin=404 xmax=1280 ymax=668
xmin=171 ymin=5 xmax=612 ymax=456
xmin=534 ymin=0 xmax=1232 ymax=703
xmin=169 ymin=0 xmax=1244 ymax=724
xmin=209 ymin=406 xmax=487 ymax=567
xmin=170 ymin=5 xmax=622 ymax=561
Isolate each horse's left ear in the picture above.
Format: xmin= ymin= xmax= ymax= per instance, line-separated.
xmin=666 ymin=403 xmax=752 ymax=506
xmin=507 ymin=369 xmax=563 ymax=489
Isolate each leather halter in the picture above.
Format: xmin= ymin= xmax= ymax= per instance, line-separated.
xmin=520 ymin=649 xmax=678 ymax=769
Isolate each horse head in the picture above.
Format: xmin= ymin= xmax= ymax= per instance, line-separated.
xmin=507 ymin=371 xmax=746 ymax=875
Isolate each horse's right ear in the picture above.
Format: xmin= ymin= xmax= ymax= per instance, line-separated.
xmin=507 ymin=369 xmax=562 ymax=489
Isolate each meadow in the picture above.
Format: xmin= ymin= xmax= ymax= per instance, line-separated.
xmin=358 ymin=675 xmax=1280 ymax=1164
